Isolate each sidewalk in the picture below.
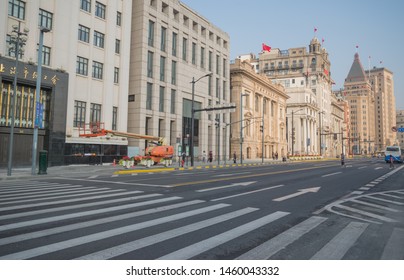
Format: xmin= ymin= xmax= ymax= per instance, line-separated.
xmin=0 ymin=158 xmax=289 ymax=180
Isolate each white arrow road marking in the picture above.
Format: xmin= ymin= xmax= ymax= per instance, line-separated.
xmin=197 ymin=181 xmax=256 ymax=192
xmin=322 ymin=172 xmax=342 ymax=177
xmin=273 ymin=187 xmax=321 ymax=202
xmin=211 ymin=185 xmax=284 ymax=202
xmin=213 ymin=172 xmax=251 ymax=177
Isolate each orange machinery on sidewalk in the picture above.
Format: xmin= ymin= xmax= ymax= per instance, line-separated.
xmin=79 ymin=122 xmax=174 ymax=166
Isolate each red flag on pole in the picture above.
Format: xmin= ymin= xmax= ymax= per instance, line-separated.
xmin=262 ymin=43 xmax=271 ymax=52
xmin=314 ymin=27 xmax=318 ymax=33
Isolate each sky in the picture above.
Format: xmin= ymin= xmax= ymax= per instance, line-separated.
xmin=181 ymin=0 xmax=404 ymax=109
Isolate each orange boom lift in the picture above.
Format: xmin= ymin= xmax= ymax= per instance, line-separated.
xmin=79 ymin=122 xmax=174 ymax=166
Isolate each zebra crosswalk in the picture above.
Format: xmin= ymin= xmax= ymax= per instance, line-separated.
xmin=0 ymin=180 xmax=402 ymax=260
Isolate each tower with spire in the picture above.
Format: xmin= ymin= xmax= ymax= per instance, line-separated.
xmin=343 ymin=52 xmax=376 ymax=155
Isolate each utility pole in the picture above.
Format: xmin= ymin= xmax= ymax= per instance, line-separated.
xmin=240 ymin=93 xmax=248 ymax=164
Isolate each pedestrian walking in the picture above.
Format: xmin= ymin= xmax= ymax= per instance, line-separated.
xmin=208 ymin=151 xmax=213 ymax=163
xmin=202 ymin=150 xmax=206 ymax=163
xmin=341 ymin=153 xmax=345 ymax=167
xmin=233 ymin=151 xmax=237 ymax=163
xmin=389 ymin=154 xmax=395 ymax=169
xmin=181 ymin=152 xmax=186 ymax=167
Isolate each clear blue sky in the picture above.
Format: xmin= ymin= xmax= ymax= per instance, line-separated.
xmin=181 ymin=0 xmax=404 ymax=109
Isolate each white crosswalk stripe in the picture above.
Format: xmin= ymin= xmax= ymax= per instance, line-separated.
xmin=77 ymin=207 xmax=258 ymax=260
xmin=0 ymin=203 xmax=230 ymax=259
xmin=236 ymin=216 xmax=327 ymax=260
xmin=311 ymin=221 xmax=368 ymax=260
xmin=0 ymin=181 xmax=402 ymax=260
xmin=381 ymin=228 xmax=404 ymax=260
xmin=158 ymin=211 xmax=290 ymax=260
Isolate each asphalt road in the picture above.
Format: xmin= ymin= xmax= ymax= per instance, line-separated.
xmin=0 ymin=158 xmax=403 ymax=260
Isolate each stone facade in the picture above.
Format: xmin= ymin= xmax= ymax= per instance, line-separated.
xmin=253 ymin=37 xmax=341 ymax=157
xmin=230 ymin=59 xmax=288 ymax=160
xmin=366 ymin=67 xmax=396 ymax=151
xmin=343 ymin=53 xmax=376 ymax=154
xmin=0 ymin=0 xmax=132 ymax=166
xmin=128 ymin=0 xmax=230 ymax=161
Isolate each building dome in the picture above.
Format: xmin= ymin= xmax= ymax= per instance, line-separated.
xmin=310 ymin=37 xmax=320 ymax=45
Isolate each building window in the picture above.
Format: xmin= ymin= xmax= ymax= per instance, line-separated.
xmin=41 ymin=45 xmax=51 ymax=66
xmin=115 ymin=39 xmax=120 ymax=54
xmin=222 ymin=81 xmax=226 ymax=100
xmin=112 ymin=107 xmax=118 ymax=130
xmin=93 ymin=31 xmax=105 ymax=48
xmin=171 ymin=61 xmax=177 ymax=85
xmin=148 ymin=20 xmax=155 ymax=47
xmin=172 ymin=32 xmax=177 ymax=57
xmin=159 ymin=86 xmax=165 ymax=112
xmin=92 ymin=61 xmax=103 ymax=79
xmin=80 ymin=0 xmax=91 ymax=12
xmin=39 ymin=9 xmax=53 ymax=30
xmin=8 ymin=0 xmax=26 ymax=20
xmin=78 ymin=25 xmax=90 ymax=43
xmin=147 ymin=51 xmax=154 ymax=78
xmin=216 ymin=54 xmax=220 ymax=75
xmin=223 ymin=58 xmax=227 ymax=77
xmin=208 ymin=76 xmax=212 ymax=96
xmin=208 ymin=51 xmax=212 ymax=71
xmin=182 ymin=37 xmax=187 ymax=61
xmin=76 ymin=56 xmax=88 ymax=76
xmin=6 ymin=35 xmax=15 ymax=58
xmin=171 ymin=89 xmax=176 ymax=114
xmin=192 ymin=42 xmax=197 ymax=65
xmin=160 ymin=56 xmax=166 ymax=82
xmin=216 ymin=78 xmax=219 ymax=98
xmin=74 ymin=100 xmax=86 ymax=128
xmin=95 ymin=1 xmax=106 ymax=19
xmin=200 ymin=47 xmax=205 ymax=69
xmin=116 ymin=11 xmax=122 ymax=26
xmin=90 ymin=103 xmax=102 ymax=124
xmin=146 ymin=83 xmax=153 ymax=110
xmin=161 ymin=27 xmax=166 ymax=52
xmin=114 ymin=67 xmax=119 ymax=83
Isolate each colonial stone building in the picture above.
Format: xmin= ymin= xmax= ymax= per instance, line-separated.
xmin=343 ymin=53 xmax=376 ymax=155
xmin=366 ymin=67 xmax=396 ymax=151
xmin=255 ymin=37 xmax=341 ymax=157
xmin=230 ymin=58 xmax=288 ymax=160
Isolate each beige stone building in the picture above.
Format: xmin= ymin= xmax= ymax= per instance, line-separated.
xmin=366 ymin=67 xmax=396 ymax=151
xmin=254 ymin=37 xmax=341 ymax=157
xmin=343 ymin=53 xmax=376 ymax=154
xmin=230 ymin=58 xmax=288 ymax=160
xmin=334 ymin=89 xmax=351 ymax=154
xmin=128 ymin=0 xmax=230 ymax=160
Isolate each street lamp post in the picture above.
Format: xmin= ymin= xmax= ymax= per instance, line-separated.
xmin=32 ymin=26 xmax=50 ymax=175
xmin=291 ymin=108 xmax=304 ymax=156
xmin=240 ymin=93 xmax=248 ymax=164
xmin=261 ymin=98 xmax=265 ymax=163
xmin=190 ymin=73 xmax=212 ymax=167
xmin=7 ymin=22 xmax=29 ymax=176
xmin=318 ymin=111 xmax=325 ymax=156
